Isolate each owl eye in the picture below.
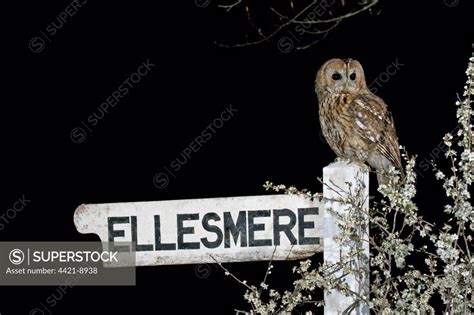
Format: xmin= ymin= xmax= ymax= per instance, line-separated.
xmin=332 ymin=73 xmax=342 ymax=80
xmin=350 ymin=73 xmax=357 ymax=80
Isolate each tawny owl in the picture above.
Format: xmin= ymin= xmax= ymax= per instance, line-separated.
xmin=315 ymin=58 xmax=403 ymax=185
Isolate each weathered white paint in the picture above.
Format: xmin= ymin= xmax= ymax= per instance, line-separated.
xmin=323 ymin=162 xmax=370 ymax=314
xmin=74 ymin=194 xmax=322 ymax=266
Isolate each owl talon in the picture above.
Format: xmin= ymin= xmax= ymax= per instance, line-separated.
xmin=335 ymin=157 xmax=347 ymax=163
xmin=351 ymin=160 xmax=370 ymax=172
xmin=332 ymin=158 xmax=370 ymax=172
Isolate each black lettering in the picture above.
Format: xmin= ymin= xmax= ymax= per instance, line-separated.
xmin=248 ymin=210 xmax=272 ymax=247
xmin=298 ymin=208 xmax=320 ymax=245
xmin=108 ymin=216 xmax=128 ymax=240
xmin=224 ymin=211 xmax=247 ymax=247
xmin=154 ymin=215 xmax=176 ymax=250
xmin=273 ymin=209 xmax=297 ymax=245
xmin=177 ymin=214 xmax=200 ymax=250
xmin=201 ymin=213 xmax=223 ymax=249
xmin=107 ymin=216 xmax=130 ymax=252
xmin=131 ymin=216 xmax=153 ymax=251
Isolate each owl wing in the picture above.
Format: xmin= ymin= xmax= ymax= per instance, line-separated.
xmin=347 ymin=93 xmax=403 ymax=172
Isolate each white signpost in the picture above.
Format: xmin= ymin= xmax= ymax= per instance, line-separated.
xmin=74 ymin=194 xmax=322 ymax=266
xmin=73 ymin=163 xmax=369 ymax=314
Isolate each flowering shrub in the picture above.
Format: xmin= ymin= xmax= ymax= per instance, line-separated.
xmin=219 ymin=57 xmax=474 ymax=314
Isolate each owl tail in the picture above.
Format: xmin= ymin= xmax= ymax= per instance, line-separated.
xmin=376 ymin=172 xmax=389 ymax=187
xmin=376 ymin=167 xmax=405 ymax=188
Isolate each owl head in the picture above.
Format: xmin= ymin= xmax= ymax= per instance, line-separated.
xmin=315 ymin=58 xmax=367 ymax=96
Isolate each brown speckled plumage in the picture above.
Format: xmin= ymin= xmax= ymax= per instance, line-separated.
xmin=315 ymin=58 xmax=403 ymax=185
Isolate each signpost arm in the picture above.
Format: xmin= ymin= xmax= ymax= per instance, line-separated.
xmin=323 ymin=161 xmax=370 ymax=314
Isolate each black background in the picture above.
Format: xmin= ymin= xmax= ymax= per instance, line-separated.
xmin=6 ymin=0 xmax=474 ymax=314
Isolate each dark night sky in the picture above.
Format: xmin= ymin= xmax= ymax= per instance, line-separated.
xmin=5 ymin=0 xmax=474 ymax=313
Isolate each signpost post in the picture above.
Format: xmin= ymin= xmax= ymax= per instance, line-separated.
xmin=323 ymin=162 xmax=370 ymax=314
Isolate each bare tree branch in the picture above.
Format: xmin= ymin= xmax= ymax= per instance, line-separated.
xmin=216 ymin=0 xmax=380 ymax=50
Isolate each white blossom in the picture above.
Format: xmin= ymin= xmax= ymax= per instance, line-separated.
xmin=225 ymin=58 xmax=474 ymax=314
